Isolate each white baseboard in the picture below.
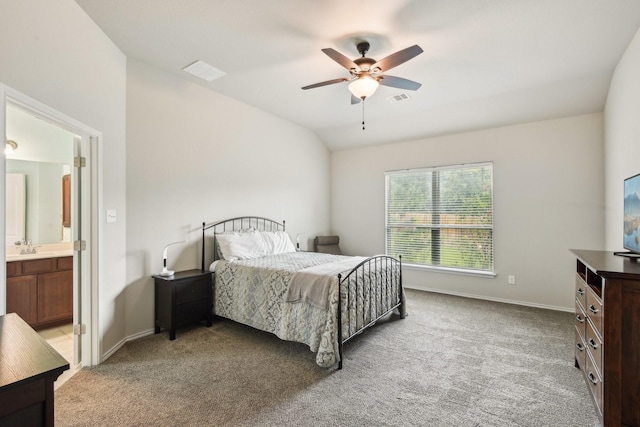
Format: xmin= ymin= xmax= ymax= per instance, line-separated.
xmin=101 ymin=328 xmax=155 ymax=363
xmin=404 ymin=284 xmax=573 ymax=313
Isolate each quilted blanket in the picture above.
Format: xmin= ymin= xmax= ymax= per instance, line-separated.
xmin=212 ymin=252 xmax=401 ymax=367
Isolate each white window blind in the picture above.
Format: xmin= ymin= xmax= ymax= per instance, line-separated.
xmin=385 ymin=162 xmax=493 ymax=273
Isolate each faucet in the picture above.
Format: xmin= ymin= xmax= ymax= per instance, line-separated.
xmin=15 ymin=239 xmax=37 ymax=254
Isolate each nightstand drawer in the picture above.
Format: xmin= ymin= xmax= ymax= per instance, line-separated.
xmin=175 ymin=278 xmax=210 ymax=304
xmin=176 ymin=299 xmax=211 ymax=326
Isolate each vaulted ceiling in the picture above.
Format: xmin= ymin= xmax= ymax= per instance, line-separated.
xmin=76 ymin=0 xmax=640 ymax=151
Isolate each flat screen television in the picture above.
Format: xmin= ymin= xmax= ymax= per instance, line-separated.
xmin=620 ymin=173 xmax=640 ymax=257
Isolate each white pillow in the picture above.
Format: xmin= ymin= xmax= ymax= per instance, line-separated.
xmin=260 ymin=231 xmax=296 ymax=255
xmin=215 ymin=230 xmax=296 ymax=260
xmin=216 ymin=231 xmax=267 ymax=260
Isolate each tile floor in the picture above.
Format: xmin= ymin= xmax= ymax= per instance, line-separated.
xmin=38 ymin=324 xmax=80 ymax=389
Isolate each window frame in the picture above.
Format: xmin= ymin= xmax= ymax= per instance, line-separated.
xmin=385 ymin=162 xmax=495 ymax=277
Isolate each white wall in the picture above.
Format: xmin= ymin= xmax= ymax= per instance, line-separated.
xmin=604 ymin=28 xmax=640 ymax=250
xmin=332 ymin=114 xmax=604 ymax=310
xmin=125 ymin=60 xmax=331 ymax=337
xmin=0 ymin=0 xmax=127 ymax=359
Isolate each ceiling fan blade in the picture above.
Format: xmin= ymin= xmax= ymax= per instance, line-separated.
xmin=321 ymin=48 xmax=360 ymax=72
xmin=378 ymin=75 xmax=422 ymax=91
xmin=371 ymin=45 xmax=423 ymax=73
xmin=351 ymin=94 xmax=361 ymax=105
xmin=301 ymin=77 xmax=349 ymax=90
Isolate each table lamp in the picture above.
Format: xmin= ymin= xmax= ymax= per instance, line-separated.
xmin=159 ymin=240 xmax=188 ymax=276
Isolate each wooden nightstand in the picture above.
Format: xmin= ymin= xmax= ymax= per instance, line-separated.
xmin=153 ymin=269 xmax=213 ymax=340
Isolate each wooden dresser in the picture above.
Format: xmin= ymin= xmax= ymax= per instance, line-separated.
xmin=0 ymin=313 xmax=69 ymax=426
xmin=572 ymin=249 xmax=640 ymax=426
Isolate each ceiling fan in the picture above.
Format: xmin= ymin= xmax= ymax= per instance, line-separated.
xmin=302 ymin=41 xmax=423 ymax=104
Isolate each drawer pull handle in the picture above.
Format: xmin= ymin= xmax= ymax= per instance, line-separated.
xmin=588 ymin=339 xmax=599 ymax=350
xmin=589 ymin=305 xmax=599 ymax=315
xmin=576 ymin=343 xmax=584 ymax=351
xmin=588 ymin=372 xmax=598 ymax=385
xmin=576 ymin=314 xmax=584 ymax=323
xmin=577 ymin=288 xmax=585 ymax=296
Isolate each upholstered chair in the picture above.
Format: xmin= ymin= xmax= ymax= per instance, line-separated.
xmin=314 ymin=235 xmax=342 ymax=255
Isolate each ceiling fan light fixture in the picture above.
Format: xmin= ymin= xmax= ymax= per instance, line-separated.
xmin=348 ymin=76 xmax=379 ymax=100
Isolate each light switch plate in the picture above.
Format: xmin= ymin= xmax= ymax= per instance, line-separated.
xmin=106 ymin=209 xmax=117 ymax=223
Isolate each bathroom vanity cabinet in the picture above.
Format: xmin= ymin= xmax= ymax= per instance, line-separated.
xmin=6 ymin=256 xmax=73 ymax=330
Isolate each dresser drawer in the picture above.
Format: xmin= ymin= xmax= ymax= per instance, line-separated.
xmin=175 ymin=277 xmax=211 ymax=304
xmin=585 ymin=318 xmax=602 ymax=376
xmin=585 ymin=352 xmax=603 ymax=417
xmin=575 ymin=327 xmax=586 ymax=371
xmin=575 ymin=273 xmax=587 ymax=310
xmin=586 ymin=286 xmax=603 ymax=337
xmin=575 ymin=299 xmax=586 ymax=341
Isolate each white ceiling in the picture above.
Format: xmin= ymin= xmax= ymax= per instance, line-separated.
xmin=75 ymin=0 xmax=640 ymax=151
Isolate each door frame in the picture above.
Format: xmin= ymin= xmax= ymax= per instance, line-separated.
xmin=0 ymin=83 xmax=101 ymax=366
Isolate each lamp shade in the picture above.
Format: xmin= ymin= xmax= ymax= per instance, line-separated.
xmin=348 ymin=76 xmax=379 ymax=99
xmin=159 ymin=240 xmax=188 ymax=276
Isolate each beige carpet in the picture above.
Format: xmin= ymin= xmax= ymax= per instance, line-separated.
xmin=55 ymin=289 xmax=599 ymax=426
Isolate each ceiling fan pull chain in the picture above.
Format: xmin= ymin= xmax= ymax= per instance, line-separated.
xmin=362 ymin=99 xmax=366 ymax=130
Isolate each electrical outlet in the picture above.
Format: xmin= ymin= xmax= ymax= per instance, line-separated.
xmin=508 ymin=275 xmax=516 ymax=285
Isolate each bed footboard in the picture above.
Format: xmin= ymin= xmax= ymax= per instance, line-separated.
xmin=337 ymin=255 xmax=404 ymax=369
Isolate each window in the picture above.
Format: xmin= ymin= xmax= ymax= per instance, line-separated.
xmin=385 ymin=162 xmax=493 ymax=274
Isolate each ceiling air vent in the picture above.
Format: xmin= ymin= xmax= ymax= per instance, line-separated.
xmin=387 ymin=93 xmax=411 ymax=103
xmin=182 ymin=60 xmax=226 ymax=82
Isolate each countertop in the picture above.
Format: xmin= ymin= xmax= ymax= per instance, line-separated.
xmin=6 ymin=244 xmax=73 ymax=261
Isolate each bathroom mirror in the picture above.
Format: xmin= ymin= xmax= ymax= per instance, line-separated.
xmin=6 ymin=103 xmax=75 ymax=247
xmin=6 ymin=159 xmax=71 ymax=245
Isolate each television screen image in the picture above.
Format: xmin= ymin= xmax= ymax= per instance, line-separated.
xmin=624 ymin=173 xmax=640 ymax=254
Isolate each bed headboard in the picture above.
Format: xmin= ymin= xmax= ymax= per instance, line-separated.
xmin=201 ymin=216 xmax=285 ymax=270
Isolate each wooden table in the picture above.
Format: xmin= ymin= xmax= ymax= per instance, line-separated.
xmin=0 ymin=313 xmax=69 ymax=426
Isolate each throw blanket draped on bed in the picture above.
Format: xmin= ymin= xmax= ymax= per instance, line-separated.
xmin=286 ymin=256 xmax=366 ymax=309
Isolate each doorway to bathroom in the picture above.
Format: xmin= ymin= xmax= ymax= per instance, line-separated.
xmin=1 ymin=84 xmax=99 ymax=374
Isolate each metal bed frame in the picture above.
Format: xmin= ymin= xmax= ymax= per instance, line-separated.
xmin=201 ymin=216 xmax=405 ymax=369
